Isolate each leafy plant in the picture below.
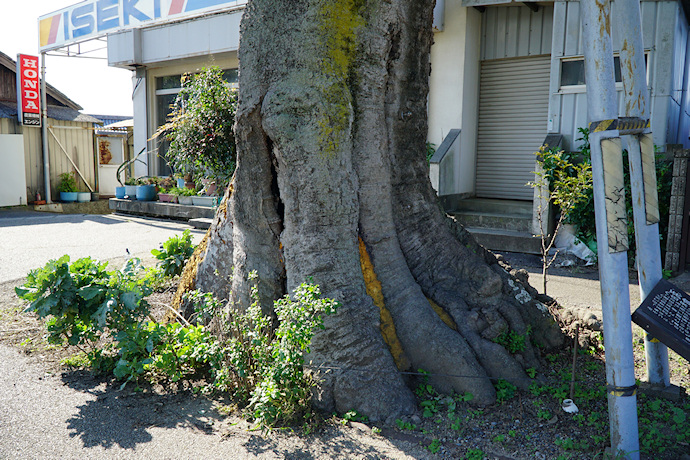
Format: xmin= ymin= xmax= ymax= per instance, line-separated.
xmin=395 ymin=419 xmax=416 ymax=430
xmin=428 ymin=438 xmax=441 ymax=453
xmin=464 ymin=448 xmax=485 ymax=460
xmin=492 ymin=328 xmax=527 ymax=353
xmin=529 ymin=145 xmax=592 ymax=295
xmin=57 ymin=172 xmax=78 ymax=193
xmin=153 ymin=66 xmax=237 ymax=188
xmin=151 ymin=229 xmax=196 ymax=277
xmin=494 ymin=379 xmax=516 ymax=404
xmin=15 ymin=256 xmax=152 ymax=351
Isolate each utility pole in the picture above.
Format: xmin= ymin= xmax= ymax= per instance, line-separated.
xmin=580 ymin=0 xmax=640 ymax=457
xmin=616 ymin=0 xmax=671 ymax=387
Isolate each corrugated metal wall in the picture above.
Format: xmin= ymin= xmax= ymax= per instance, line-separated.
xmin=19 ymin=120 xmax=96 ymax=199
xmin=550 ymin=0 xmax=683 ymax=151
xmin=481 ymin=5 xmax=554 ymax=60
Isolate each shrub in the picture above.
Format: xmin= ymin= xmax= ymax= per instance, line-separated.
xmin=151 ymin=229 xmax=196 ymax=277
xmin=153 ymin=66 xmax=238 ymax=188
xmin=15 ymin=256 xmax=152 ymax=351
xmin=57 ymin=172 xmax=78 ymax=193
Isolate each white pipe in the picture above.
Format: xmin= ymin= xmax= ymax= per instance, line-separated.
xmin=40 ymin=52 xmax=51 ymax=203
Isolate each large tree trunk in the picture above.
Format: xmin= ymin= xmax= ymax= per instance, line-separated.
xmin=179 ymin=0 xmax=564 ymax=422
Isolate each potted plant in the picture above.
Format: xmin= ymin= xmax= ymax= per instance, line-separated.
xmin=136 ymin=177 xmax=157 ymax=201
xmin=158 ymin=187 xmax=178 ymax=203
xmin=57 ymin=172 xmax=78 ymax=202
xmin=174 ymin=186 xmax=196 ymax=205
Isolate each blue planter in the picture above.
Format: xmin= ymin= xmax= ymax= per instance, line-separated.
xmin=60 ymin=191 xmax=78 ymax=203
xmin=176 ymin=178 xmax=186 ymax=188
xmin=124 ymin=185 xmax=137 ymax=199
xmin=136 ymin=184 xmax=157 ymax=201
xmin=115 ymin=186 xmax=126 ymax=199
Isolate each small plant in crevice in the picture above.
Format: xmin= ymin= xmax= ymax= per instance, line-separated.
xmin=492 ymin=327 xmax=530 ymax=354
xmin=494 ymin=379 xmax=517 ymax=404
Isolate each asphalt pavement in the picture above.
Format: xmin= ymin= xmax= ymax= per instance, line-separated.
xmin=0 ymin=207 xmax=206 ymax=283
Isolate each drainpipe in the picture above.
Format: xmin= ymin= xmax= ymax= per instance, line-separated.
xmin=616 ymin=0 xmax=670 ymax=387
xmin=40 ymin=52 xmax=51 ymax=203
xmin=580 ymin=0 xmax=640 ymax=458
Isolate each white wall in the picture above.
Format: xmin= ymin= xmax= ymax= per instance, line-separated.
xmin=428 ymin=1 xmax=466 ymax=149
xmin=0 ymin=134 xmax=27 ymax=206
xmin=428 ymin=1 xmax=479 ymax=196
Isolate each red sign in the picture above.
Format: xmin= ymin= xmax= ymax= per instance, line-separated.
xmin=16 ymin=54 xmax=41 ymax=127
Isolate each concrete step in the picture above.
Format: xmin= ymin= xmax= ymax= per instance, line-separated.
xmin=450 ymin=210 xmax=532 ymax=232
xmin=108 ymin=198 xmax=215 ymax=221
xmin=465 ymin=227 xmax=542 ymax=255
xmin=452 ymin=198 xmax=532 ymax=216
xmin=189 ymin=218 xmax=213 ymax=229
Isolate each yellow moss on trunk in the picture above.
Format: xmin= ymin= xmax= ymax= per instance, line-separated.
xmin=358 ymin=237 xmax=410 ymax=370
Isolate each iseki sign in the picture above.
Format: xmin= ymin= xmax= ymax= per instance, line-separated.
xmin=16 ymin=54 xmax=41 ymax=127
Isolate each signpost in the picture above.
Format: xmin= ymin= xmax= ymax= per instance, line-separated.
xmin=38 ymin=0 xmax=247 ymax=52
xmin=16 ymin=54 xmax=41 ymax=127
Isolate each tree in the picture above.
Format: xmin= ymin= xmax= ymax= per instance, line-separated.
xmin=176 ymin=0 xmax=564 ymax=423
xmin=154 ymin=66 xmax=238 ymax=188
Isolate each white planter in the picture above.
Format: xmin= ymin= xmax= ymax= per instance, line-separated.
xmin=178 ymin=196 xmax=194 ymax=205
xmin=76 ymin=192 xmax=91 ymax=203
xmin=192 ymin=196 xmax=215 ymax=207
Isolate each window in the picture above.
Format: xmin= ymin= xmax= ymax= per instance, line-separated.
xmin=559 ymin=55 xmax=648 ymax=90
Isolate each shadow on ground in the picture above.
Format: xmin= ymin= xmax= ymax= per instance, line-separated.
xmin=61 ymin=370 xmax=220 ymax=450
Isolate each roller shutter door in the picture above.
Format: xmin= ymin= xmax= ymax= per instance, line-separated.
xmin=475 ymin=56 xmax=551 ymax=200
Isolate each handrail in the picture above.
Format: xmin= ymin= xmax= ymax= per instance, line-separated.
xmin=429 ymin=129 xmax=461 ymax=194
xmin=430 ymin=129 xmax=460 ymax=165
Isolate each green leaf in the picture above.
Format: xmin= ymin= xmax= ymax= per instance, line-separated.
xmin=78 ymin=285 xmax=104 ymax=301
xmin=93 ymin=298 xmax=115 ymax=328
xmin=121 ymin=292 xmax=138 ymax=310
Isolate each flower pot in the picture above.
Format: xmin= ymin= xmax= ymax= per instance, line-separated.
xmin=176 ymin=178 xmax=186 ymax=188
xmin=192 ymin=196 xmax=215 ymax=207
xmin=115 ymin=187 xmax=126 ymax=199
xmin=60 ymin=191 xmax=78 ymax=203
xmin=178 ymin=196 xmax=194 ymax=205
xmin=136 ymin=184 xmax=157 ymax=201
xmin=76 ymin=192 xmax=91 ymax=203
xmin=124 ymin=185 xmax=137 ymax=199
xmin=158 ymin=193 xmax=178 ymax=203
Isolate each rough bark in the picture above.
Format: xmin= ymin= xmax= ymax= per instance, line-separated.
xmin=179 ymin=0 xmax=565 ymax=422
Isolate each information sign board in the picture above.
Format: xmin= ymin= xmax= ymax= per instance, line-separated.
xmin=632 ymin=279 xmax=690 ymax=362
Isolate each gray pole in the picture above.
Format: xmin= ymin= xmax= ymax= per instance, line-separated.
xmin=580 ymin=0 xmax=640 ymax=457
xmin=616 ymin=0 xmax=670 ymax=386
xmin=40 ymin=52 xmax=51 ymax=204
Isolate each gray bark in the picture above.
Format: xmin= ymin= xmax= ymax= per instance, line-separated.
xmin=187 ymin=0 xmax=564 ymax=422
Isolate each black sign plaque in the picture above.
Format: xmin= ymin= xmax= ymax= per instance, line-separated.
xmin=631 ymin=279 xmax=690 ymax=362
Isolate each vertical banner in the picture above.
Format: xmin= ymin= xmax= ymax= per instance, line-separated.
xmin=16 ymin=54 xmax=41 ymax=127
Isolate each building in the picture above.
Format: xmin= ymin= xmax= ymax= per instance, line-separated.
xmin=38 ymin=0 xmax=690 ymax=250
xmin=0 ymin=51 xmax=100 ymax=207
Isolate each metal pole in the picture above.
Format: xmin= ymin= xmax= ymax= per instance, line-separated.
xmin=616 ymin=0 xmax=670 ymax=386
xmin=40 ymin=52 xmax=51 ymax=204
xmin=580 ymin=1 xmax=640 ymax=457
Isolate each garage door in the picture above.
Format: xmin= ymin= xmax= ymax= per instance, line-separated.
xmin=475 ymin=55 xmax=551 ymax=200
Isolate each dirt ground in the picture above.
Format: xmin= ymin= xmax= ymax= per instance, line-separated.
xmin=1 ymin=253 xmax=690 ymax=459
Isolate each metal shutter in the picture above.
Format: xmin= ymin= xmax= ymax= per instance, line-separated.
xmin=475 ymin=56 xmax=551 ymax=200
